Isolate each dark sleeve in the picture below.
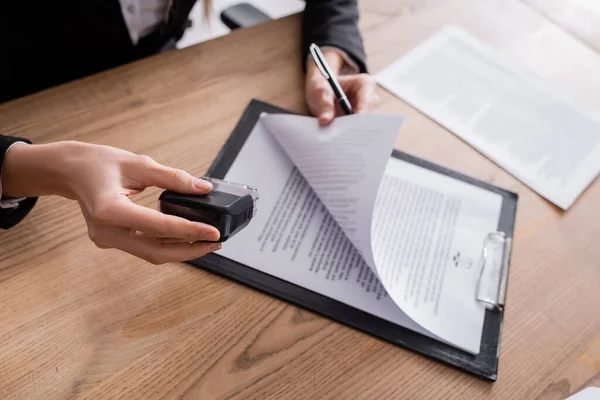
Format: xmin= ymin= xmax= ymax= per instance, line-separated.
xmin=302 ymin=0 xmax=367 ymax=73
xmin=0 ymin=135 xmax=37 ymax=230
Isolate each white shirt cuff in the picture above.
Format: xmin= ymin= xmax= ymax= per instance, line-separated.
xmin=0 ymin=141 xmax=27 ymax=209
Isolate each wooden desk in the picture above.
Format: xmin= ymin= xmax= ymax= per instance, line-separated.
xmin=1 ymin=0 xmax=600 ymax=398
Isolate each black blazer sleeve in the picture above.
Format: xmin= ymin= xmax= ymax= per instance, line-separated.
xmin=0 ymin=135 xmax=37 ymax=230
xmin=302 ymin=0 xmax=367 ymax=73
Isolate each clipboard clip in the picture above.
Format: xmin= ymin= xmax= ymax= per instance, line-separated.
xmin=476 ymin=231 xmax=512 ymax=312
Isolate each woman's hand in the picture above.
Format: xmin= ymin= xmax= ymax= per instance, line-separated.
xmin=305 ymin=49 xmax=379 ymax=126
xmin=2 ymin=141 xmax=221 ymax=264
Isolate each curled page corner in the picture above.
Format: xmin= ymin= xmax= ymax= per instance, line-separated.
xmin=261 ymin=113 xmax=403 ymax=278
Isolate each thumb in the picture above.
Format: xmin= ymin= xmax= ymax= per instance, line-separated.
xmin=307 ymin=78 xmax=336 ymax=126
xmin=142 ymin=159 xmax=212 ymax=194
xmin=318 ymin=103 xmax=335 ymax=126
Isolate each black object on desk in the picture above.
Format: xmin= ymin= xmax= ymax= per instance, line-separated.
xmin=189 ymin=99 xmax=518 ymax=381
xmin=220 ymin=3 xmax=271 ymax=30
xmin=159 ymin=177 xmax=258 ymax=242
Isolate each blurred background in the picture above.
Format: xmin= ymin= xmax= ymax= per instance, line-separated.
xmin=177 ymin=0 xmax=305 ymax=48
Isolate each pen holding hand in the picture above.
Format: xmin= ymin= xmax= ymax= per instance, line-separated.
xmin=305 ymin=44 xmax=379 ymax=126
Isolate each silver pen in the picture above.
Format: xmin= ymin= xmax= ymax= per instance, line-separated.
xmin=309 ymin=43 xmax=353 ymax=115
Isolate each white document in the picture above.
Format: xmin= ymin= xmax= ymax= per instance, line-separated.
xmin=376 ymin=25 xmax=600 ymax=209
xmin=370 ymin=158 xmax=502 ymax=353
xmin=260 ymin=114 xmax=398 ymax=266
xmin=217 ymin=117 xmax=435 ymax=343
xmin=217 ymin=113 xmax=504 ymax=354
xmin=566 ymin=388 xmax=600 ymax=400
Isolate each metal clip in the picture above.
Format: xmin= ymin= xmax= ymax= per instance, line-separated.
xmin=476 ymin=232 xmax=512 ymax=312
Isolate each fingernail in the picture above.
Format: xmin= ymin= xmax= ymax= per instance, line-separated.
xmin=319 ymin=114 xmax=332 ymax=126
xmin=202 ymin=230 xmax=220 ymax=242
xmin=193 ymin=178 xmax=212 ymax=191
xmin=210 ymin=243 xmax=222 ymax=252
xmin=322 ymin=111 xmax=333 ymax=120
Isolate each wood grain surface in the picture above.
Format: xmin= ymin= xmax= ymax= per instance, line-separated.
xmin=2 ymin=0 xmax=600 ymax=399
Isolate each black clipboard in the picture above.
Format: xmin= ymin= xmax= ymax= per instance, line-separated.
xmin=189 ymin=99 xmax=518 ymax=381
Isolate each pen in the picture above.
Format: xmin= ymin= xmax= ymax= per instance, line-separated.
xmin=309 ymin=43 xmax=354 ymax=115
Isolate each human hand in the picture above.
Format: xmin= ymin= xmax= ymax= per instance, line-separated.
xmin=305 ymin=49 xmax=379 ymax=126
xmin=2 ymin=141 xmax=221 ymax=264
